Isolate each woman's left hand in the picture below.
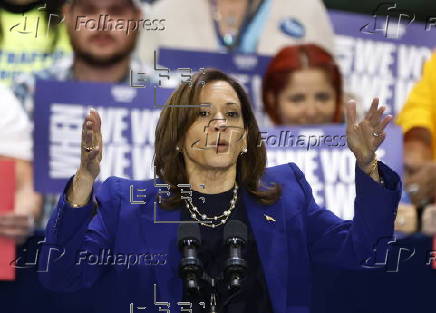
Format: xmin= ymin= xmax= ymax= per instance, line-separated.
xmin=345 ymin=98 xmax=393 ymax=171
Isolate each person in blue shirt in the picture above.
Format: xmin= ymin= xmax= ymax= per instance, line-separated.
xmin=39 ymin=68 xmax=401 ymax=313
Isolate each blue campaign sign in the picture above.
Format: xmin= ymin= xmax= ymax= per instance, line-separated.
xmin=158 ymin=48 xmax=271 ymax=114
xmin=33 ymin=80 xmax=174 ymax=193
xmin=33 ymin=81 xmax=403 ymax=219
xmin=159 ymin=9 xmax=436 ymax=118
xmin=328 ymin=9 xmax=436 ymax=115
xmin=263 ymin=124 xmax=403 ymax=219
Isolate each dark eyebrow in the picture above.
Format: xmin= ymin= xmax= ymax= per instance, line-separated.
xmin=197 ymin=102 xmax=240 ymax=108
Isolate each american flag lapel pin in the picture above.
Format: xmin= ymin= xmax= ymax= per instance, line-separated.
xmin=264 ymin=214 xmax=276 ymax=222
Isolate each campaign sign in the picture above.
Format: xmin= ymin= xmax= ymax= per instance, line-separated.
xmin=329 ymin=8 xmax=436 ymax=116
xmin=263 ymin=125 xmax=402 ymax=219
xmin=0 ymin=160 xmax=16 ymax=280
xmin=158 ymin=48 xmax=270 ymax=114
xmin=34 ymin=80 xmax=173 ymax=193
xmin=34 ymin=81 xmax=403 ymax=219
xmin=159 ymin=9 xmax=436 ymax=118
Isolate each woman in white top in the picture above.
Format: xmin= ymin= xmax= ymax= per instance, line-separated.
xmin=137 ymin=0 xmax=335 ymax=63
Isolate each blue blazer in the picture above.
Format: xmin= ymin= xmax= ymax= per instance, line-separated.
xmin=39 ymin=162 xmax=401 ymax=313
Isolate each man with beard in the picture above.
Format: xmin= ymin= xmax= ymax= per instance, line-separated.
xmin=8 ymin=0 xmax=162 ymax=229
xmin=12 ymin=0 xmax=159 ymax=119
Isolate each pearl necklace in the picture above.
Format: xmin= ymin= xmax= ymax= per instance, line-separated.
xmin=185 ymin=183 xmax=238 ymax=228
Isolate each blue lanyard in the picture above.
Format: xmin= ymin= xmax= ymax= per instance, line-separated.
xmin=210 ymin=0 xmax=264 ymax=53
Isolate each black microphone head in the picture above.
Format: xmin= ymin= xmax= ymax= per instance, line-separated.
xmin=224 ymin=220 xmax=247 ymax=243
xmin=178 ymin=223 xmax=201 ymax=245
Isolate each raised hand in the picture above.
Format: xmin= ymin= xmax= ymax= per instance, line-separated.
xmin=80 ymin=108 xmax=103 ymax=179
xmin=67 ymin=108 xmax=103 ymax=206
xmin=345 ymin=98 xmax=393 ymax=172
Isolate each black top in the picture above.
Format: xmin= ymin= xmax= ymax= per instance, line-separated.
xmin=180 ymin=186 xmax=274 ymax=313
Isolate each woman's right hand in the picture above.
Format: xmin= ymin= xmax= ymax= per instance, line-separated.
xmin=67 ymin=109 xmax=103 ymax=206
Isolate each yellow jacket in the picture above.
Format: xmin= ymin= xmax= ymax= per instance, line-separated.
xmin=396 ymin=53 xmax=436 ymax=158
xmin=0 ymin=8 xmax=71 ymax=86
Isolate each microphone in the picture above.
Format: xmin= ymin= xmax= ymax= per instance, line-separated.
xmin=178 ymin=223 xmax=203 ymax=296
xmin=223 ymin=220 xmax=247 ymax=291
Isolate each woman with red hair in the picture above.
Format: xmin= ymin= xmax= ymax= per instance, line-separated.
xmin=262 ymin=43 xmax=343 ymax=125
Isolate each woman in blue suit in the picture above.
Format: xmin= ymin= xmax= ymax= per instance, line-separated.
xmin=39 ymin=69 xmax=401 ymax=313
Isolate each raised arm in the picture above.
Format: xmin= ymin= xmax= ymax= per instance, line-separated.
xmin=292 ymin=161 xmax=401 ymax=269
xmin=38 ymin=109 xmax=115 ymax=292
xmin=296 ymin=97 xmax=402 ymax=269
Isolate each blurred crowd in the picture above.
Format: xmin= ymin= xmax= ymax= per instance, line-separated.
xmin=0 ymin=0 xmax=435 ymax=246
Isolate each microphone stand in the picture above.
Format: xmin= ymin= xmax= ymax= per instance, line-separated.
xmin=210 ymin=278 xmax=218 ymax=313
xmin=200 ymin=272 xmax=219 ymax=313
xmin=200 ymin=272 xmax=242 ymax=313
